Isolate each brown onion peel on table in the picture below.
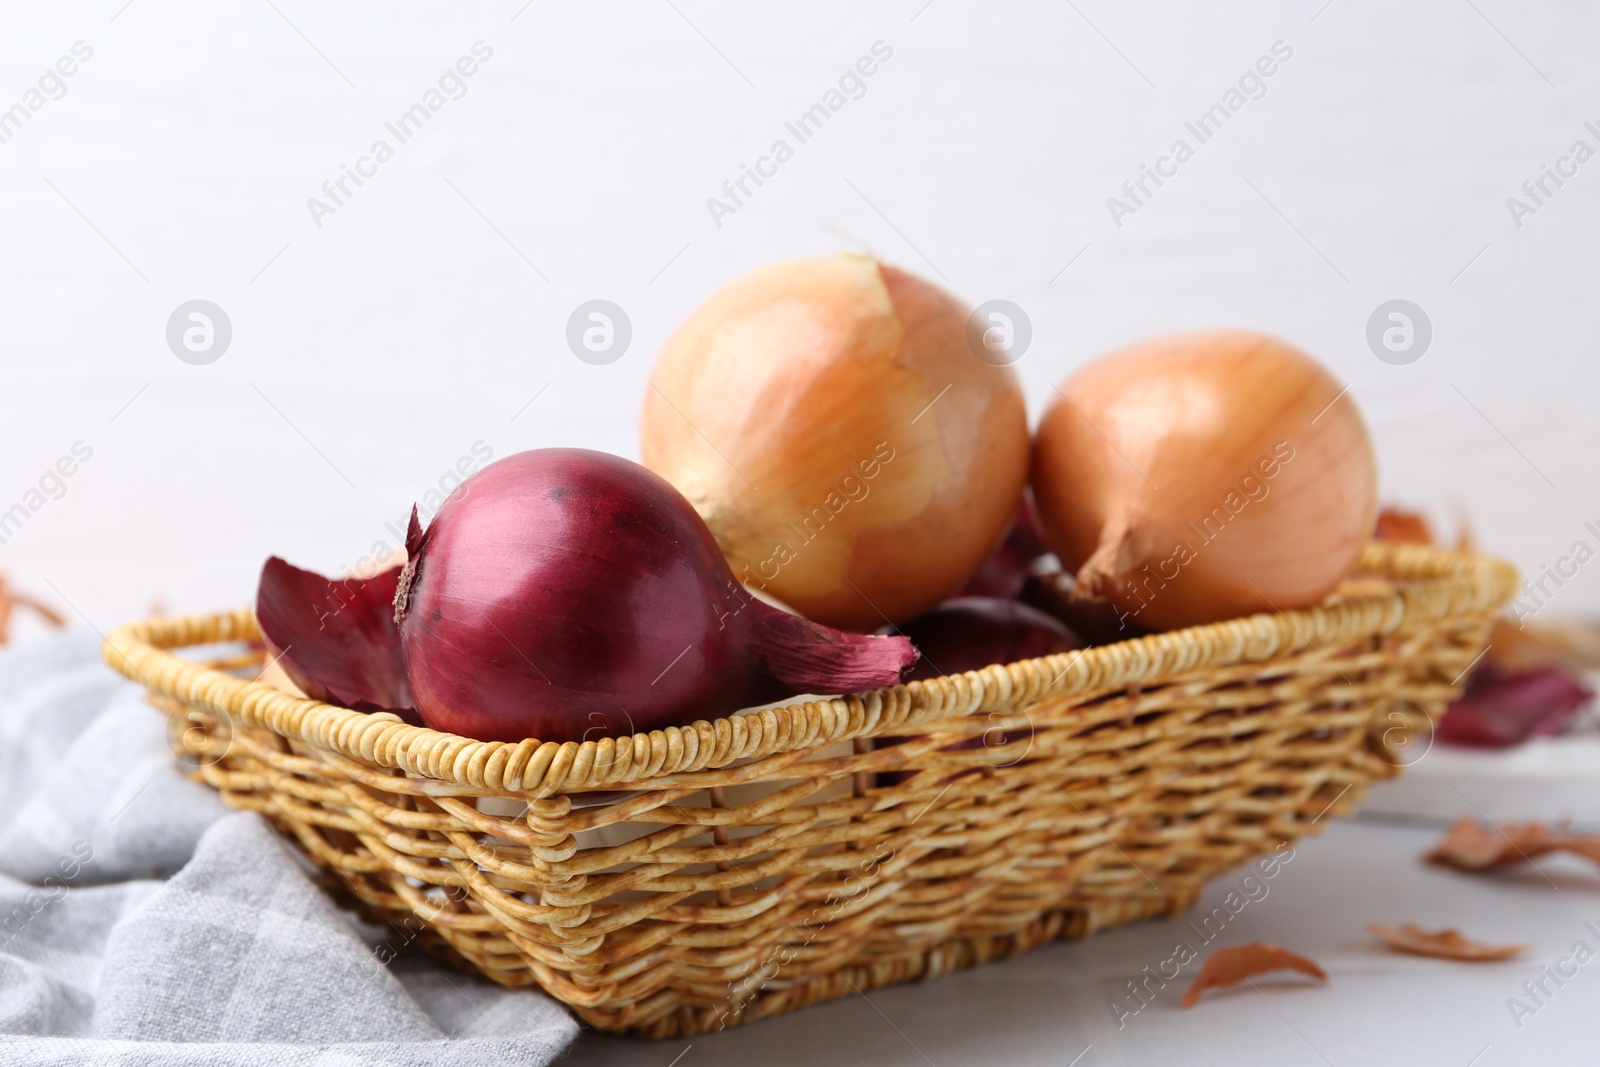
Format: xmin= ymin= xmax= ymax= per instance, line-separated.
xmin=1425 ymin=816 xmax=1600 ymax=872
xmin=1365 ymin=923 xmax=1529 ymax=961
xmin=1181 ymin=943 xmax=1327 ymax=1008
xmin=0 ymin=574 xmax=66 ymax=646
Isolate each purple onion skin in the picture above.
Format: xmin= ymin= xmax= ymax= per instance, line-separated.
xmin=1020 ymin=574 xmax=1146 ymax=647
xmin=953 ymin=504 xmax=1051 ymax=600
xmin=1435 ymin=664 xmax=1593 ymax=748
xmin=953 ymin=538 xmax=1030 ymax=600
xmin=395 ymin=449 xmax=916 ymax=744
xmin=887 ymin=597 xmax=1083 ymax=682
xmin=875 ymin=597 xmax=1080 ymax=785
xmin=256 ymin=558 xmax=414 ymax=716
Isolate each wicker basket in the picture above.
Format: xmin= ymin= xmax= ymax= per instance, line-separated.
xmin=103 ymin=542 xmax=1514 ymax=1038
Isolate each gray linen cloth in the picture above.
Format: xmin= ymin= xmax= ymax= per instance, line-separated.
xmin=0 ymin=632 xmax=578 ymax=1066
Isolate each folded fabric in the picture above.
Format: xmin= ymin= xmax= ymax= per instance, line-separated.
xmin=0 ymin=632 xmax=578 ymax=1066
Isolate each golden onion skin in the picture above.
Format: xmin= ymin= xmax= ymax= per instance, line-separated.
xmin=1032 ymin=330 xmax=1377 ymax=632
xmin=642 ymin=254 xmax=1029 ymax=630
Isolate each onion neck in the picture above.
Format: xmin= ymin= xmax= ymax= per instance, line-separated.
xmin=1072 ymin=512 xmax=1146 ymax=602
xmin=393 ymin=505 xmax=427 ymax=625
xmin=392 ymin=560 xmax=417 ymax=625
xmin=742 ymin=597 xmax=918 ymax=694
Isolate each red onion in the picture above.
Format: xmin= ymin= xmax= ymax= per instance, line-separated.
xmin=1435 ymin=664 xmax=1592 ymax=748
xmin=886 ymin=597 xmax=1083 ymax=681
xmin=953 ymin=503 xmax=1052 ymax=600
xmin=388 ymin=448 xmax=917 ymax=743
xmin=876 ymin=597 xmax=1082 ymax=785
xmin=1020 ymin=574 xmax=1147 ymax=647
xmin=256 ymin=558 xmax=414 ymax=716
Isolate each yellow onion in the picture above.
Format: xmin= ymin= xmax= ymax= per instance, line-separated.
xmin=641 ymin=254 xmax=1029 ymax=630
xmin=1032 ymin=329 xmax=1376 ymax=631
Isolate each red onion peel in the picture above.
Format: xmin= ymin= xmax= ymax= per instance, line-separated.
xmin=255 ymin=558 xmax=413 ymax=715
xmin=875 ymin=596 xmax=1082 ymax=785
xmin=1435 ymin=664 xmax=1592 ymax=748
xmin=885 ymin=597 xmax=1083 ymax=682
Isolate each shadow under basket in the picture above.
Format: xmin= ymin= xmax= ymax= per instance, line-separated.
xmin=104 ymin=543 xmax=1515 ymax=1038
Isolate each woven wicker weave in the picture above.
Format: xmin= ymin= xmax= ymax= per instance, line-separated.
xmin=103 ymin=542 xmax=1514 ymax=1038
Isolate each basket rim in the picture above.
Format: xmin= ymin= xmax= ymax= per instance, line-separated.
xmin=102 ymin=542 xmax=1515 ymax=798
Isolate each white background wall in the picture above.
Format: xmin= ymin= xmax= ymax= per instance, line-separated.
xmin=0 ymin=0 xmax=1595 ymax=636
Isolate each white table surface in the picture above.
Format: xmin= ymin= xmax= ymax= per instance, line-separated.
xmin=2 ymin=0 xmax=1599 ymax=631
xmin=562 ymin=815 xmax=1598 ymax=1067
xmin=1363 ymin=735 xmax=1600 ymax=830
xmin=3 ymin=5 xmax=1596 ymax=1059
